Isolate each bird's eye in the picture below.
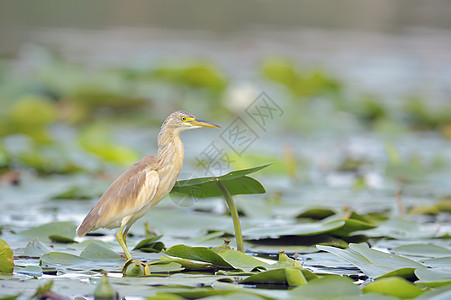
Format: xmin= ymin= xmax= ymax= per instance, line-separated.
xmin=181 ymin=117 xmax=186 ymax=121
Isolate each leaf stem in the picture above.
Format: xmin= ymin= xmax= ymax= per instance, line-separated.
xmin=215 ymin=180 xmax=244 ymax=252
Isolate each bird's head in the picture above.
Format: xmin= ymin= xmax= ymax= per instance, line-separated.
xmin=162 ymin=110 xmax=220 ymax=132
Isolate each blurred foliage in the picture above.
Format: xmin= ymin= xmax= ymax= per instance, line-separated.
xmin=261 ymin=58 xmax=342 ymax=101
xmin=0 ymin=47 xmax=450 ymax=178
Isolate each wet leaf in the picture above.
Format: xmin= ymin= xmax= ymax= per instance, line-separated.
xmin=357 ymin=218 xmax=438 ymax=240
xmin=0 ymin=238 xmax=14 ymax=274
xmin=317 ymin=243 xmax=426 ymax=279
xmin=289 ymin=275 xmax=360 ymax=299
xmin=24 ymin=239 xmax=52 ymax=257
xmin=217 ymin=250 xmax=270 ymax=271
xmin=164 ymin=245 xmax=234 ymax=269
xmin=40 ymin=252 xmax=90 ymax=267
xmin=80 ymin=242 xmax=122 ymax=261
xmin=392 ymin=244 xmax=451 ymax=258
xmin=171 ymin=164 xmax=270 ymax=198
xmin=415 ymin=268 xmax=451 ymax=287
xmin=241 ymin=268 xmax=307 ymax=286
xmin=19 ymin=222 xmax=76 ymax=241
xmin=49 ymin=234 xmax=77 ymax=244
xmin=243 ymin=220 xmax=345 ymax=239
xmin=362 ymin=277 xmax=424 ymax=298
xmin=133 ymin=235 xmax=166 ymax=253
xmin=14 ymin=265 xmax=43 ymax=277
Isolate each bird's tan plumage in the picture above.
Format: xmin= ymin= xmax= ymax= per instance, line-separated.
xmin=75 ymin=111 xmax=220 ymax=261
xmin=76 ymin=155 xmax=159 ymax=236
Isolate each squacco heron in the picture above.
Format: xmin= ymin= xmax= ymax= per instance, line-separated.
xmin=76 ymin=111 xmax=220 ymax=261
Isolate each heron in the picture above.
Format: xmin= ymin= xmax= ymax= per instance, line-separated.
xmin=76 ymin=110 xmax=220 ymax=261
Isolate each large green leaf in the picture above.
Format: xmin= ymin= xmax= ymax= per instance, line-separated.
xmin=170 ymin=164 xmax=270 ymax=198
xmin=240 ymin=268 xmax=308 ymax=286
xmin=392 ymin=244 xmax=451 ymax=258
xmin=243 ymin=220 xmax=345 ymax=239
xmin=0 ymin=238 xmax=14 ymax=274
xmin=415 ymin=268 xmax=451 ymax=287
xmin=289 ymin=276 xmax=360 ymax=299
xmin=317 ymin=243 xmax=426 ymax=279
xmin=19 ymin=222 xmax=76 ymax=241
xmin=362 ymin=277 xmax=424 ymax=298
xmin=164 ymin=245 xmax=234 ymax=269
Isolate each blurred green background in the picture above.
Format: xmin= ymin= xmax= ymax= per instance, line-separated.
xmin=0 ymin=0 xmax=451 ymax=189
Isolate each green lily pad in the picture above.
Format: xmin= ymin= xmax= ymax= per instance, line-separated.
xmin=217 ymin=250 xmax=270 ymax=271
xmin=19 ymin=222 xmax=76 ymax=241
xmin=362 ymin=276 xmax=424 ymax=298
xmin=14 ymin=265 xmax=43 ymax=277
xmin=289 ymin=275 xmax=360 ymax=299
xmin=358 ymin=218 xmax=438 ymax=240
xmin=0 ymin=238 xmax=14 ymax=274
xmin=317 ymin=243 xmax=426 ymax=279
xmin=164 ymin=245 xmax=234 ymax=269
xmin=241 ymin=268 xmax=307 ymax=286
xmin=40 ymin=252 xmax=90 ymax=267
xmin=392 ymin=244 xmax=451 ymax=258
xmin=79 ymin=242 xmax=122 ymax=261
xmin=243 ymin=220 xmax=345 ymax=239
xmin=24 ymin=239 xmax=52 ymax=257
xmin=48 ymin=234 xmax=77 ymax=244
xmin=415 ymin=268 xmax=451 ymax=287
xmin=133 ymin=235 xmax=166 ymax=253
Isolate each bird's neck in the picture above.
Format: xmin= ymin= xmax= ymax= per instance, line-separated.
xmin=156 ymin=127 xmax=184 ymax=170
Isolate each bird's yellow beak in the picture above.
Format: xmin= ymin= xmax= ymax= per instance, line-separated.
xmin=190 ymin=118 xmax=221 ymax=128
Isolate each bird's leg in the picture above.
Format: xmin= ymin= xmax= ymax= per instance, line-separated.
xmin=116 ymin=225 xmax=132 ymax=261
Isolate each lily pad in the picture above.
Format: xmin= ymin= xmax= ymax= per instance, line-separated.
xmin=289 ymin=275 xmax=360 ymax=299
xmin=19 ymin=222 xmax=76 ymax=241
xmin=0 ymin=238 xmax=14 ymax=274
xmin=79 ymin=242 xmax=122 ymax=261
xmin=392 ymin=244 xmax=451 ymax=258
xmin=317 ymin=243 xmax=426 ymax=279
xmin=164 ymin=245 xmax=234 ymax=269
xmin=243 ymin=220 xmax=345 ymax=239
xmin=133 ymin=235 xmax=166 ymax=253
xmin=362 ymin=276 xmax=424 ymax=298
xmin=415 ymin=268 xmax=451 ymax=287
xmin=240 ymin=268 xmax=308 ymax=286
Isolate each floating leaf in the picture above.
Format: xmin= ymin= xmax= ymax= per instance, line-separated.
xmin=133 ymin=235 xmax=166 ymax=253
xmin=24 ymin=239 xmax=52 ymax=257
xmin=289 ymin=276 xmax=360 ymax=299
xmin=243 ymin=220 xmax=345 ymax=239
xmin=14 ymin=265 xmax=43 ymax=277
xmin=164 ymin=245 xmax=233 ymax=269
xmin=392 ymin=244 xmax=451 ymax=258
xmin=49 ymin=235 xmax=77 ymax=244
xmin=40 ymin=252 xmax=90 ymax=267
xmin=80 ymin=242 xmax=122 ymax=261
xmin=362 ymin=277 xmax=424 ymax=298
xmin=241 ymin=268 xmax=307 ymax=286
xmin=415 ymin=268 xmax=451 ymax=287
xmin=0 ymin=238 xmax=14 ymax=274
xmin=19 ymin=222 xmax=76 ymax=241
xmin=357 ymin=218 xmax=438 ymax=240
xmin=317 ymin=243 xmax=425 ymax=279
xmin=217 ymin=250 xmax=270 ymax=271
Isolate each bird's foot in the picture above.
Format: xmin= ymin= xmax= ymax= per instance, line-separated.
xmin=122 ymin=259 xmax=151 ymax=276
